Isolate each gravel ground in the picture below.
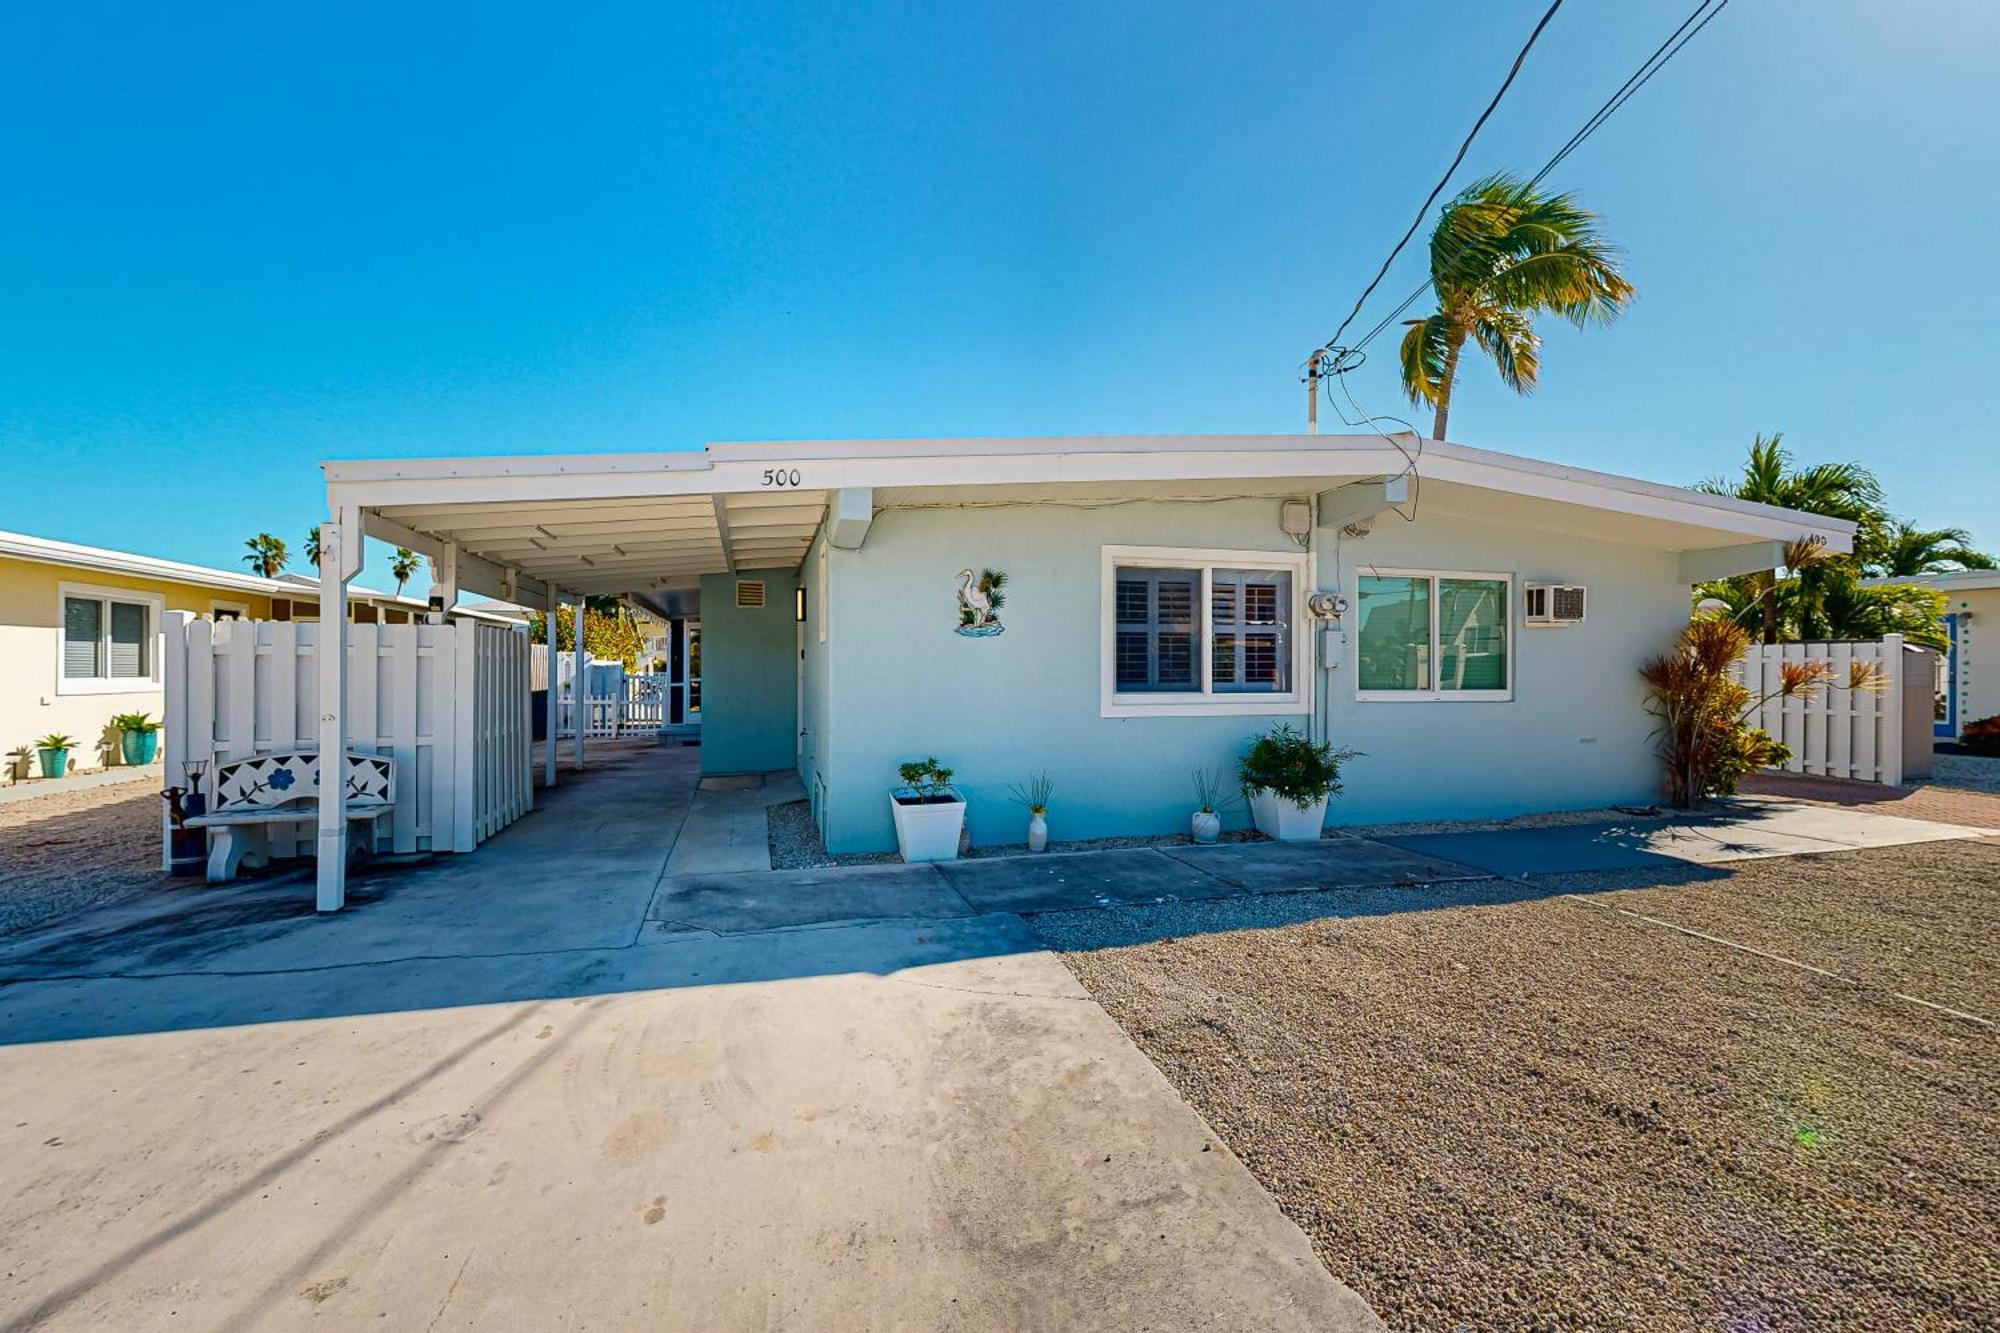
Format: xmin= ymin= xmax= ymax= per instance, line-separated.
xmin=1930 ymin=753 xmax=2000 ymax=794
xmin=766 ymin=799 xmax=1270 ymax=868
xmin=0 ymin=780 xmax=175 ymax=936
xmin=1038 ymin=841 xmax=2000 ymax=1332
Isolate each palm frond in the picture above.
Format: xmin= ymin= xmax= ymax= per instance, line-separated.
xmin=1397 ymin=313 xmax=1454 ymax=409
xmin=1471 ymin=310 xmax=1540 ymax=393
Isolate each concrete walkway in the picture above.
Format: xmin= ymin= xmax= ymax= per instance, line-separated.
xmin=0 ymin=740 xmax=1381 ymax=1332
xmin=5 ymin=739 xmax=1992 ymax=1331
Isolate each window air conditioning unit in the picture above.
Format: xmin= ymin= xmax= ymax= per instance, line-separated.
xmin=1523 ymin=583 xmax=1587 ymax=627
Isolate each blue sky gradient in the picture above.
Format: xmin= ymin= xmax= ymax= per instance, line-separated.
xmin=2 ymin=1 xmax=1993 ymax=573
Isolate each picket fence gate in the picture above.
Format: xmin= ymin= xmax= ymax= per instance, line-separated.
xmin=1734 ymin=635 xmax=1914 ymax=787
xmin=161 ymin=614 xmax=534 ymax=869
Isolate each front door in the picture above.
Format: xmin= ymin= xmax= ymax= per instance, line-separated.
xmin=1936 ymin=613 xmax=1958 ymax=738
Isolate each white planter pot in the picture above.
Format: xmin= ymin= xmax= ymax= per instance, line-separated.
xmin=1190 ymin=810 xmax=1222 ymax=845
xmin=891 ymin=791 xmax=967 ymax=862
xmin=1027 ymin=812 xmax=1049 ymax=853
xmin=1248 ymin=789 xmax=1329 ymax=842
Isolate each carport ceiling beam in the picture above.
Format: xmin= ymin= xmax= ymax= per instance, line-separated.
xmin=711 ymin=495 xmax=736 ymax=574
xmin=359 ymin=510 xmax=547 ymax=610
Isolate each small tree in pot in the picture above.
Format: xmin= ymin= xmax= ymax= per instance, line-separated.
xmin=1238 ymin=724 xmax=1361 ymax=842
xmin=890 ymin=756 xmax=966 ymax=862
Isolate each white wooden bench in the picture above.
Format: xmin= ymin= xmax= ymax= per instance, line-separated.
xmin=185 ymin=750 xmax=396 ymax=884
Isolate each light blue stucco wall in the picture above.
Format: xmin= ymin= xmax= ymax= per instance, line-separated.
xmin=797 ymin=528 xmax=833 ymax=828
xmin=814 ymin=498 xmax=1682 ymax=854
xmin=697 ymin=567 xmax=799 ymax=776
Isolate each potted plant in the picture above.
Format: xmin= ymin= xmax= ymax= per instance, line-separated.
xmin=35 ymin=733 xmax=76 ymax=780
xmin=1237 ymin=723 xmax=1361 ymax=842
xmin=1008 ymin=771 xmax=1054 ymax=852
xmin=890 ymin=756 xmax=966 ymax=862
xmin=1189 ymin=767 xmax=1239 ymax=845
xmin=111 ymin=712 xmax=162 ymax=766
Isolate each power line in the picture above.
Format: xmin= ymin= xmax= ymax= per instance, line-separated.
xmin=1312 ymin=0 xmax=1733 ymax=375
xmin=1315 ymin=0 xmax=1566 ymax=360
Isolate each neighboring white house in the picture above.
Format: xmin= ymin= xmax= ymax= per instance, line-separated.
xmin=1871 ymin=569 xmax=2000 ymax=739
xmin=300 ymin=432 xmax=1854 ymax=909
xmin=0 ymin=529 xmax=519 ymax=781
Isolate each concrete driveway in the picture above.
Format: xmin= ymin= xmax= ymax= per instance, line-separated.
xmin=0 ymin=744 xmax=1379 ymax=1332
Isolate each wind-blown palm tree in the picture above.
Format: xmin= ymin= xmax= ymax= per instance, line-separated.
xmin=303 ymin=527 xmax=323 ymax=569
xmin=389 ymin=547 xmax=422 ymax=596
xmin=243 ymin=533 xmax=288 ymax=579
xmin=1695 ymin=434 xmax=1885 ymax=643
xmin=1399 ymin=173 xmax=1634 ymax=440
xmin=1862 ymin=519 xmax=1994 ymax=577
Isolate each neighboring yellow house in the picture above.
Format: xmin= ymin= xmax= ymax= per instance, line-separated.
xmin=1 ymin=529 xmax=519 ymax=781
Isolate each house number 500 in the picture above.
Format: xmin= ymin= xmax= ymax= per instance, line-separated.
xmin=760 ymin=468 xmax=802 ymax=488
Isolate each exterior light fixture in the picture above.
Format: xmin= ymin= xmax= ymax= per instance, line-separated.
xmin=795 ymin=586 xmax=808 ymax=622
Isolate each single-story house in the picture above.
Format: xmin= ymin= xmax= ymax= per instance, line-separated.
xmin=1873 ymin=569 xmax=2000 ymax=738
xmin=306 ymin=433 xmax=1851 ymax=906
xmin=0 ymin=528 xmax=517 ymax=780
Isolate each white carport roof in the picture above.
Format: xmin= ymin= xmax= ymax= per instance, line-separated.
xmin=320 ymin=434 xmax=1858 ymax=613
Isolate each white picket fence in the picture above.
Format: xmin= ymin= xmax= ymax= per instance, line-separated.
xmin=534 ymin=654 xmax=662 ymax=738
xmin=161 ymin=615 xmax=533 ymax=867
xmin=1736 ymin=635 xmax=1909 ymax=786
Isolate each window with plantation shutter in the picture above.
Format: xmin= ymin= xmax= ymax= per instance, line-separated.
xmin=63 ymin=598 xmax=103 ymax=679
xmin=1114 ymin=567 xmax=1199 ymax=692
xmin=1103 ymin=546 xmax=1309 ymax=717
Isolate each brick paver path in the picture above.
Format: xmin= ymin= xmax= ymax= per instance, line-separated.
xmin=1742 ymin=771 xmax=2000 ymax=843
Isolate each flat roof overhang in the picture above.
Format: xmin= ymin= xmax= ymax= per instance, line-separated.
xmin=322 ymin=434 xmax=1859 ymax=612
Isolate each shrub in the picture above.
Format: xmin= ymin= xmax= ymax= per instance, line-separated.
xmin=896 ymin=756 xmax=956 ymax=802
xmin=110 ymin=712 xmax=160 ymax=734
xmin=1238 ymin=723 xmax=1362 ymax=810
xmin=1963 ymin=715 xmax=2000 ymax=757
xmin=1640 ymin=619 xmax=1875 ymax=807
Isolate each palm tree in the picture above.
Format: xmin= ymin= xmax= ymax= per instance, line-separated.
xmin=1861 ymin=519 xmax=1994 ymax=577
xmin=242 ymin=533 xmax=288 ymax=579
xmin=303 ymin=527 xmax=323 ymax=569
xmin=1695 ymin=434 xmax=1884 ymax=643
xmin=1399 ymin=173 xmax=1634 ymax=440
xmin=389 ymin=547 xmax=423 ymax=596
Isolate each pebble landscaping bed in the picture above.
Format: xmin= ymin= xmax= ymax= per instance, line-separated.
xmin=1038 ymin=840 xmax=1999 ymax=1331
xmin=0 ymin=778 xmax=174 ymax=936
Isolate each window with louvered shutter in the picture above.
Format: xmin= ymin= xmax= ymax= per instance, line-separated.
xmin=1114 ymin=568 xmax=1200 ymax=692
xmin=63 ymin=598 xmax=103 ymax=679
xmin=1210 ymin=569 xmax=1291 ymax=693
xmin=109 ymin=601 xmax=149 ymax=678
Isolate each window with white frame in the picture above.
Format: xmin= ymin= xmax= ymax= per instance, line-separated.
xmin=58 ymin=584 xmax=163 ymax=693
xmin=1101 ymin=546 xmax=1308 ymax=717
xmin=1354 ymin=571 xmax=1511 ymax=700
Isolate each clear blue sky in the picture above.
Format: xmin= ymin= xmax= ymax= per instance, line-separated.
xmin=3 ymin=1 xmax=1994 ymax=574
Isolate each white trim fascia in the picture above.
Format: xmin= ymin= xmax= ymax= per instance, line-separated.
xmin=1099 ymin=544 xmax=1312 ymax=719
xmin=322 ymin=434 xmax=1856 ymax=552
xmin=0 ymin=530 xmax=297 ymax=599
xmin=1349 ymin=567 xmax=1516 ymax=704
xmin=1863 ymin=571 xmax=2000 ymax=593
xmin=55 ymin=580 xmax=168 ymax=697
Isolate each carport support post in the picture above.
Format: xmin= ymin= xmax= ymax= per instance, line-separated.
xmin=316 ymin=509 xmax=362 ymax=913
xmin=571 ymin=593 xmax=587 ymax=771
xmin=544 ymin=579 xmax=560 ymax=789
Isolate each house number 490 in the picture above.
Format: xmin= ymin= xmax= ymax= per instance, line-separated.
xmin=760 ymin=468 xmax=802 ymax=488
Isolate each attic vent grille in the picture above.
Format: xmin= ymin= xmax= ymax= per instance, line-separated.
xmin=735 ymin=579 xmax=766 ymax=609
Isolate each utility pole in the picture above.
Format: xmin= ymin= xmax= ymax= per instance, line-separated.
xmin=1305 ymin=348 xmax=1327 ymax=434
